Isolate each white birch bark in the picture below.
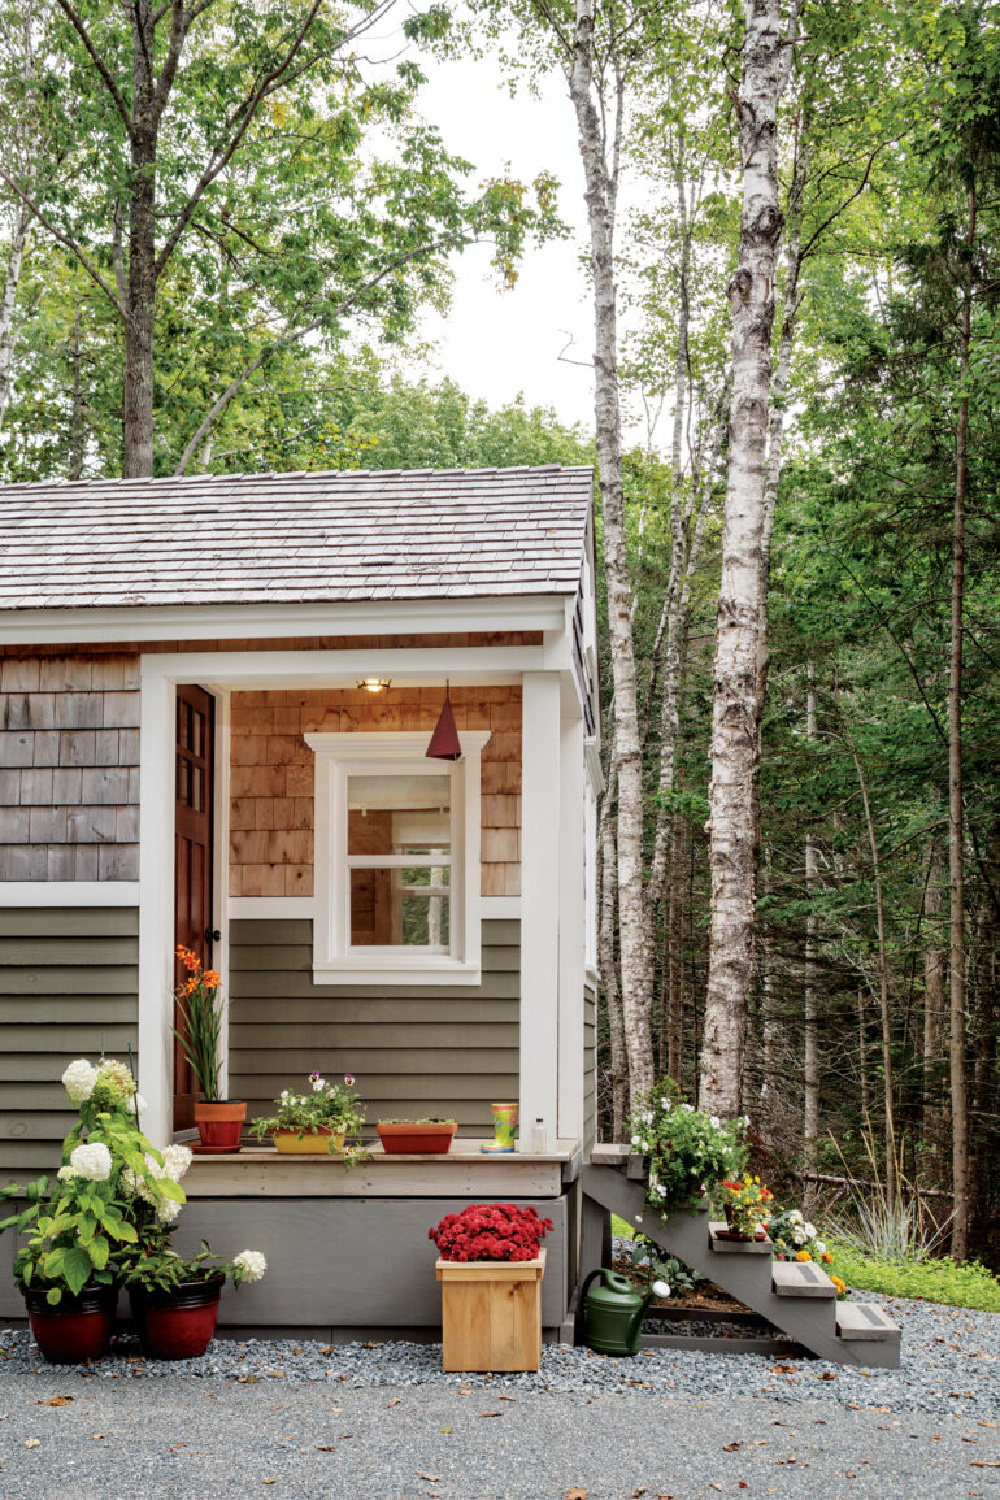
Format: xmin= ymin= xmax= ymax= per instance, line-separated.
xmin=802 ymin=664 xmax=819 ymax=1212
xmin=598 ymin=753 xmax=627 ymax=1137
xmin=569 ymin=0 xmax=652 ymax=1106
xmin=0 ymin=204 xmax=30 ymax=431
xmin=701 ymin=0 xmax=797 ymax=1118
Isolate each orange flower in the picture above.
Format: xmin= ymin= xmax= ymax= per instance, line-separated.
xmin=204 ymin=970 xmax=221 ymax=988
xmin=183 ymin=976 xmax=199 ymax=996
xmin=821 ymin=1251 xmax=833 ymax=1265
xmin=831 ymin=1274 xmax=846 ymax=1295
xmin=796 ymin=1250 xmax=812 ymax=1263
xmin=176 ymin=944 xmax=200 ymax=972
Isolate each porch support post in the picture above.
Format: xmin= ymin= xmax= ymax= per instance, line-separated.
xmin=558 ymin=704 xmax=585 ymax=1141
xmin=138 ymin=660 xmax=174 ymax=1148
xmin=520 ymin=671 xmax=561 ymax=1143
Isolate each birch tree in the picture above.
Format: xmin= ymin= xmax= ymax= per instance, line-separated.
xmin=700 ymin=0 xmax=797 ymax=1118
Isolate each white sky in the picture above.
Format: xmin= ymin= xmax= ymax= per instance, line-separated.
xmin=406 ymin=47 xmax=599 ymax=435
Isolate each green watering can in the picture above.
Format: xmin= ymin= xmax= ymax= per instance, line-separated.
xmin=580 ymin=1268 xmax=666 ymax=1356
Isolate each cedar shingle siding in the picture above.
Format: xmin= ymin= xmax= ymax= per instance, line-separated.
xmin=0 ymin=656 xmax=140 ymax=881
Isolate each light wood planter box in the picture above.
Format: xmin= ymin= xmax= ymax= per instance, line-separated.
xmin=435 ymin=1250 xmax=546 ymax=1372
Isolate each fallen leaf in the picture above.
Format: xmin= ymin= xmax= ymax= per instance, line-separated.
xmin=417 ymin=1474 xmax=441 ymax=1483
xmin=631 ymin=1491 xmax=647 ymax=1498
xmin=91 ymin=1434 xmax=105 ymax=1440
xmin=439 ymin=1425 xmax=452 ymax=1435
xmin=362 ymin=1340 xmax=375 ymax=1349
xmin=387 ymin=1398 xmax=402 ymax=1408
xmin=773 ymin=1365 xmax=797 ymax=1375
xmin=708 ymin=1486 xmax=723 ymax=1493
xmin=818 ymin=1372 xmax=837 ymax=1381
xmin=25 ymin=1438 xmax=40 ymax=1449
xmin=970 ymin=1462 xmax=1000 ymax=1469
xmin=723 ymin=1442 xmax=741 ymax=1453
xmin=315 ymin=1446 xmax=336 ymax=1453
xmin=499 ymin=1394 xmax=517 ymax=1401
xmin=318 ymin=1346 xmax=335 ymax=1356
xmin=38 ymin=1396 xmax=74 ymax=1407
xmin=564 ymin=1490 xmax=587 ymax=1500
xmin=481 ymin=1410 xmax=502 ymax=1418
xmin=263 ymin=1480 xmax=276 ymax=1485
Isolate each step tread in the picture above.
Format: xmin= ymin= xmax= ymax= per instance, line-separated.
xmin=836 ymin=1302 xmax=900 ymax=1340
xmin=708 ymin=1221 xmax=773 ymax=1255
xmin=772 ymin=1260 xmax=837 ymax=1298
xmin=590 ymin=1143 xmax=631 ymax=1164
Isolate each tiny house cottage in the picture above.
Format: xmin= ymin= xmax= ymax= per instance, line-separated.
xmin=0 ymin=467 xmax=601 ymax=1338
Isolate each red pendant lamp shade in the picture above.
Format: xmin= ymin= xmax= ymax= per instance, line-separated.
xmin=426 ymin=688 xmax=462 ymax=760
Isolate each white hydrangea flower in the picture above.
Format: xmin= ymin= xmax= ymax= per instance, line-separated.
xmin=62 ymin=1059 xmax=98 ymax=1105
xmin=815 ymin=1240 xmax=826 ymax=1256
xmin=792 ymin=1228 xmax=806 ymax=1245
xmin=69 ymin=1141 xmax=112 ymax=1182
xmin=161 ymin=1144 xmax=193 ymax=1183
xmin=789 ymin=1209 xmax=804 ymax=1224
xmin=156 ymin=1197 xmax=182 ymax=1226
xmin=709 ymin=1116 xmax=720 ymax=1129
xmin=56 ymin=1165 xmax=76 ymax=1182
xmin=127 ymin=1092 xmax=148 ymax=1116
xmin=234 ymin=1249 xmax=267 ymax=1284
xmin=630 ymin=1135 xmax=641 ymax=1146
xmin=652 ymin=1280 xmax=670 ymax=1298
xmin=120 ymin=1167 xmax=139 ymax=1199
xmin=280 ymin=1090 xmax=289 ymax=1101
xmin=804 ymin=1222 xmax=817 ymax=1239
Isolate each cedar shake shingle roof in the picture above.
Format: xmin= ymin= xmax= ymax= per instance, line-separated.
xmin=0 ymin=466 xmax=594 ymax=610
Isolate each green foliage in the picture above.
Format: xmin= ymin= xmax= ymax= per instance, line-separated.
xmin=251 ymin=1071 xmax=366 ymax=1148
xmin=830 ymin=1244 xmax=1000 ymax=1312
xmin=172 ymin=947 xmax=224 ymax=1102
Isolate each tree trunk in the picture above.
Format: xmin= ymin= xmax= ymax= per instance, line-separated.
xmin=667 ymin=810 xmax=685 ymax=1087
xmin=949 ymin=176 xmax=975 ymax=1261
xmin=70 ymin=300 xmax=85 ymax=480
xmin=570 ymin=0 xmax=652 ymax=1105
xmin=803 ymin=665 xmax=819 ymax=1212
xmin=701 ymin=0 xmax=796 ymax=1119
xmin=122 ymin=117 xmax=157 ymax=478
xmin=923 ymin=833 xmax=946 ymax=1182
xmin=0 ymin=204 xmax=30 ymax=430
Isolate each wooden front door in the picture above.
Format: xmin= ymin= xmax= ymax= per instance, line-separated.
xmin=174 ymin=685 xmax=215 ymax=1129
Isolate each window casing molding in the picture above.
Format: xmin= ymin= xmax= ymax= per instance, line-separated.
xmin=305 ymin=731 xmax=491 ymax=985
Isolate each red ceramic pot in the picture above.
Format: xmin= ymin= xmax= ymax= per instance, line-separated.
xmin=24 ymin=1283 xmax=117 ymax=1364
xmin=193 ymin=1100 xmax=246 ymax=1151
xmin=129 ymin=1271 xmax=226 ymax=1359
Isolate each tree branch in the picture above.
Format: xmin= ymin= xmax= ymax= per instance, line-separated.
xmin=54 ymin=0 xmax=135 ymax=141
xmin=0 ymin=169 xmax=128 ymax=320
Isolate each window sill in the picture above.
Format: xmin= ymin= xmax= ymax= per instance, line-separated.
xmin=312 ymin=959 xmax=483 ymax=987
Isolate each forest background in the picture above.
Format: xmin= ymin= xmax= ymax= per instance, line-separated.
xmin=0 ymin=0 xmax=998 ymax=1264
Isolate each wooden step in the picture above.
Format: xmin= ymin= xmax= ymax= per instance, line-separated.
xmin=772 ymin=1260 xmax=837 ymax=1298
xmin=708 ymin=1221 xmax=773 ymax=1255
xmin=836 ymin=1302 xmax=900 ymax=1341
xmin=589 ymin=1143 xmax=631 ymax=1165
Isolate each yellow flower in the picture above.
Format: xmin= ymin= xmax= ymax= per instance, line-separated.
xmin=821 ymin=1251 xmax=833 ymax=1265
xmin=796 ymin=1250 xmax=812 ymax=1262
xmin=832 ymin=1274 xmax=846 ymax=1295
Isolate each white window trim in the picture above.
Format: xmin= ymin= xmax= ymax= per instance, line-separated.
xmin=305 ymin=730 xmax=491 ymax=985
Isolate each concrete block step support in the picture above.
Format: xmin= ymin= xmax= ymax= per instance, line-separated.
xmin=772 ymin=1260 xmax=837 ymax=1298
xmin=708 ymin=1221 xmax=773 ymax=1255
xmin=836 ymin=1302 xmax=899 ymax=1342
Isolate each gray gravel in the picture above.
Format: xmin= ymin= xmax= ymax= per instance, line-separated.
xmin=1 ymin=1296 xmax=999 ymax=1496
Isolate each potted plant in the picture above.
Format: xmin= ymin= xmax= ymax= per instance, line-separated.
xmin=377 ymin=1118 xmax=458 ymax=1155
xmin=251 ymin=1072 xmax=365 ymax=1157
xmin=717 ymin=1177 xmax=773 ymax=1240
xmin=120 ymin=1160 xmax=267 ymax=1360
xmin=625 ymin=1081 xmax=748 ymax=1218
xmin=430 ymin=1202 xmax=553 ymax=1372
xmin=174 ymin=945 xmax=245 ymax=1152
xmin=0 ymin=1058 xmax=183 ymax=1363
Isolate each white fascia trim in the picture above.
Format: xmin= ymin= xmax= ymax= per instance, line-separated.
xmin=305 ymin=730 xmax=492 ymax=756
xmin=229 ymin=896 xmax=318 ymax=920
xmin=0 ymin=881 xmax=139 ymax=907
xmin=481 ymin=896 xmax=521 ymax=919
xmin=145 ymin=644 xmax=569 ymax=689
xmin=0 ymin=594 xmax=569 ymax=646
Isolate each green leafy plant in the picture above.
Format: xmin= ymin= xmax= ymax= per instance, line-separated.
xmin=628 ymin=1235 xmax=696 ymax=1297
xmin=829 ymin=1245 xmax=1000 ymax=1312
xmin=173 ymin=945 xmax=224 ymax=1101
xmin=251 ymin=1072 xmax=366 ymax=1147
xmin=717 ymin=1176 xmax=774 ymax=1237
xmin=0 ymin=1058 xmax=182 ymax=1304
xmin=625 ymin=1081 xmax=747 ymax=1217
xmin=120 ymin=1236 xmax=266 ymax=1296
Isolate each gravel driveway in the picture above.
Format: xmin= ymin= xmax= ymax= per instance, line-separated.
xmin=2 ymin=1295 xmax=999 ymax=1498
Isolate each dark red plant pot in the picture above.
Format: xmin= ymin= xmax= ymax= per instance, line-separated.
xmin=194 ymin=1100 xmax=246 ymax=1150
xmin=129 ymin=1272 xmax=226 ymax=1360
xmin=377 ymin=1121 xmax=458 ymax=1155
xmin=24 ymin=1283 xmax=117 ymax=1364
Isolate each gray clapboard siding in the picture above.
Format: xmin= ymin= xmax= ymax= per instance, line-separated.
xmin=0 ymin=907 xmax=139 ymax=1175
xmin=229 ymin=918 xmax=519 ymax=1132
xmin=584 ymin=979 xmax=597 ymax=1150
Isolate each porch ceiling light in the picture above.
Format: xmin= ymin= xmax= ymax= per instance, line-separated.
xmin=426 ymin=682 xmax=462 ymax=761
xmin=357 ymin=677 xmax=391 ymax=694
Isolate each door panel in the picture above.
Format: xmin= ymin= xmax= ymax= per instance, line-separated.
xmin=174 ymin=685 xmax=215 ymax=1129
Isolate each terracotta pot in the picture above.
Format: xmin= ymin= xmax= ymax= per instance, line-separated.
xmin=377 ymin=1121 xmax=457 ymax=1155
xmin=129 ymin=1272 xmax=225 ymax=1359
xmin=24 ymin=1282 xmax=117 ymax=1364
xmin=194 ymin=1099 xmax=246 ymax=1151
xmin=273 ymin=1126 xmax=344 ymax=1154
